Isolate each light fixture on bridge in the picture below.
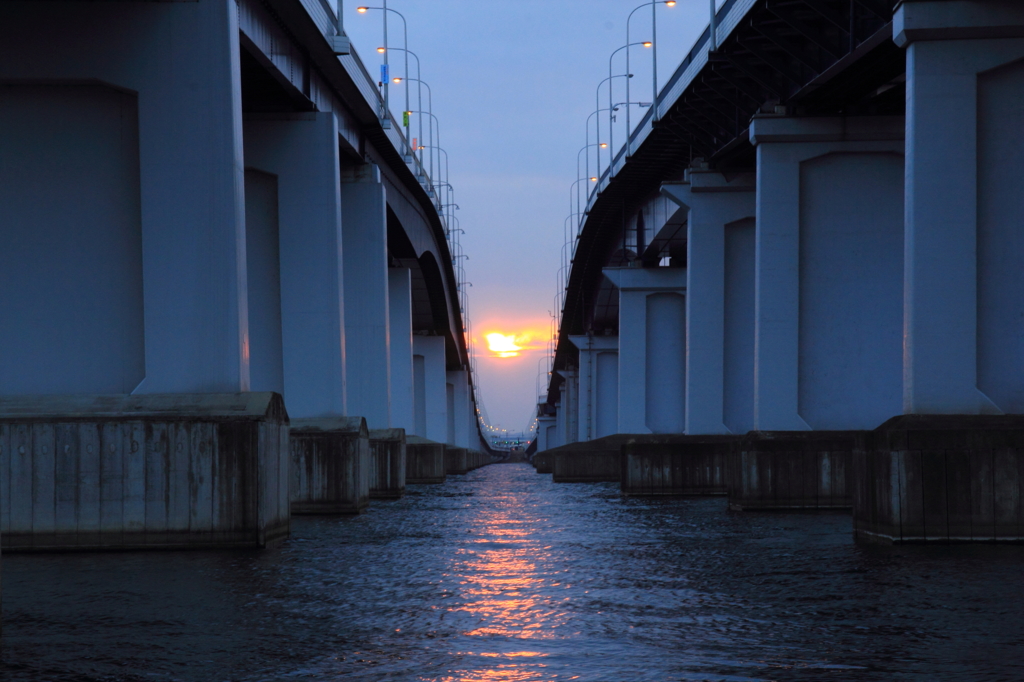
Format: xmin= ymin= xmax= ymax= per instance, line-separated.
xmin=393 ymin=77 xmax=402 ymax=84
xmin=590 ymin=176 xmax=598 ymax=182
xmin=600 ymin=142 xmax=608 ymax=148
xmin=377 ymin=46 xmax=386 ymax=53
xmin=665 ymin=0 xmax=676 ymax=5
xmin=357 ymin=6 xmax=368 ymax=12
xmin=643 ymin=41 xmax=653 ymax=47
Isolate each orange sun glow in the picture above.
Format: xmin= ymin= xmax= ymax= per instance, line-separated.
xmin=486 ymin=333 xmax=523 ymax=358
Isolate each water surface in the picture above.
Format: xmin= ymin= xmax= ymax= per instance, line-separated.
xmin=3 ymin=463 xmax=1023 ymax=680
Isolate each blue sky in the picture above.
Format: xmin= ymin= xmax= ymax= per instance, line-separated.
xmin=341 ymin=1 xmax=715 ymax=432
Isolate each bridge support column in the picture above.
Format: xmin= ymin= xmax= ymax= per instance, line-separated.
xmin=750 ymin=115 xmax=905 ymax=432
xmin=662 ymin=172 xmax=755 ymax=436
xmin=389 ymin=269 xmax=415 ymax=434
xmin=603 ymin=268 xmax=687 ymax=434
xmin=556 ymin=371 xmax=579 ymax=445
xmin=741 ymin=115 xmax=904 ymax=511
xmin=243 ymin=113 xmax=347 ymax=418
xmin=446 ymin=369 xmax=471 ymax=448
xmin=341 ymin=164 xmax=391 ymax=429
xmin=853 ymin=3 xmax=1024 ymax=543
xmin=569 ymin=336 xmax=619 ymax=441
xmin=413 ymin=335 xmax=448 ymax=444
xmin=0 ymin=2 xmax=294 ymax=549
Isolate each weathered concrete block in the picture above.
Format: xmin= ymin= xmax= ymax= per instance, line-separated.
xmin=290 ymin=417 xmax=369 ymax=515
xmin=445 ymin=446 xmax=469 ymax=475
xmin=550 ymin=435 xmax=638 ymax=483
xmin=406 ymin=436 xmax=446 ymax=484
xmin=728 ymin=431 xmax=862 ymax=511
xmin=533 ymin=451 xmax=553 ymax=473
xmin=467 ymin=449 xmax=493 ymax=470
xmin=0 ymin=393 xmax=290 ymax=551
xmin=369 ymin=428 xmax=405 ymax=499
xmin=854 ymin=415 xmax=1024 ymax=544
xmin=622 ymin=435 xmax=737 ymax=496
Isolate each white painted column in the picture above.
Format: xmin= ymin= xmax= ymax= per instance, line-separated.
xmin=895 ymin=3 xmax=1024 ymax=414
xmin=604 ymin=268 xmax=687 ymax=434
xmin=0 ymin=1 xmax=250 ymax=395
xmin=447 ymin=369 xmax=471 ymax=448
xmin=662 ymin=173 xmax=755 ymax=435
xmin=341 ymin=164 xmax=391 ymax=428
xmin=556 ymin=370 xmax=579 ymax=444
xmin=537 ymin=415 xmax=556 ymax=451
xmin=750 ymin=116 xmax=905 ymax=431
xmin=413 ymin=335 xmax=447 ymax=443
xmin=389 ymin=268 xmax=415 ymax=432
xmin=569 ymin=335 xmax=619 ymax=441
xmin=243 ymin=113 xmax=347 ymax=418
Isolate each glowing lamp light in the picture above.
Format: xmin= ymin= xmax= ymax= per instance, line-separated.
xmin=600 ymin=142 xmax=608 ymax=148
xmin=666 ymin=1 xmax=677 ymax=6
xmin=357 ymin=6 xmax=369 ymax=13
xmin=377 ymin=46 xmax=386 ymax=53
xmin=590 ymin=176 xmax=598 ymax=182
xmin=643 ymin=41 xmax=653 ymax=48
xmin=393 ymin=77 xmax=402 ymax=83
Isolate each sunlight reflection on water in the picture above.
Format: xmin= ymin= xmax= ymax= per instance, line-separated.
xmin=4 ymin=463 xmax=1024 ymax=681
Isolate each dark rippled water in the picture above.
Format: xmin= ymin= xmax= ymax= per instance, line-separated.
xmin=3 ymin=463 xmax=1024 ymax=681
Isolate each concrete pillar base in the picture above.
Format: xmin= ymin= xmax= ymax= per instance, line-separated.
xmin=533 ymin=452 xmax=553 ymax=473
xmin=289 ymin=417 xmax=369 ymax=515
xmin=466 ymin=450 xmax=491 ymax=471
xmin=855 ymin=416 xmax=1024 ymax=544
xmin=621 ymin=435 xmax=738 ymax=496
xmin=728 ymin=431 xmax=862 ymax=511
xmin=445 ymin=446 xmax=469 ymax=475
xmin=550 ymin=435 xmax=637 ymax=483
xmin=406 ymin=436 xmax=446 ymax=484
xmin=369 ymin=428 xmax=405 ymax=500
xmin=0 ymin=393 xmax=290 ymax=551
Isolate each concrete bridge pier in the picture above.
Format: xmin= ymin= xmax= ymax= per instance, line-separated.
xmin=0 ymin=1 xmax=290 ymax=549
xmin=341 ymin=164 xmax=392 ymax=430
xmin=744 ymin=114 xmax=906 ymax=511
xmin=856 ymin=2 xmax=1024 ymax=543
xmin=613 ymin=174 xmax=756 ymax=496
xmin=244 ymin=114 xmax=376 ymax=514
xmin=389 ymin=269 xmax=416 ymax=436
xmin=407 ymin=336 xmax=448 ymax=480
xmin=569 ymin=335 xmax=620 ymax=442
xmin=603 ymin=267 xmax=688 ymax=436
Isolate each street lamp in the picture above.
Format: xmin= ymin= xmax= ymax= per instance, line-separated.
xmin=408 ymin=109 xmax=441 ymax=194
xmin=357 ymin=4 xmax=409 ymax=137
xmin=379 ymin=46 xmax=430 ymax=171
xmin=626 ymin=0 xmax=676 ymax=154
xmin=594 ymin=74 xmax=632 ymax=177
xmin=608 ymin=41 xmax=652 ymax=168
xmin=575 ymin=142 xmax=606 ymax=217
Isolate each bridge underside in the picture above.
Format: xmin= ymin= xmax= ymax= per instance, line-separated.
xmin=543 ymin=0 xmax=1024 ymax=544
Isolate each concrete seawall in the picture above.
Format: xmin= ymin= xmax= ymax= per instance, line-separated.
xmin=0 ymin=393 xmax=290 ymax=551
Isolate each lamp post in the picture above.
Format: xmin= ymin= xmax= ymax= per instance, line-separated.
xmin=408 ymin=109 xmax=441 ymax=194
xmin=357 ymin=4 xmax=409 ymax=139
xmin=626 ymin=1 xmax=676 ymax=154
xmin=575 ymin=142 xmax=606 ymax=218
xmin=381 ymin=47 xmax=425 ymax=169
xmin=608 ymin=42 xmax=651 ymax=163
xmin=594 ymin=73 xmax=631 ymax=177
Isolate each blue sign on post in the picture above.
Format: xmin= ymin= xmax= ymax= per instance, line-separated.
xmin=380 ymin=64 xmax=389 ymax=84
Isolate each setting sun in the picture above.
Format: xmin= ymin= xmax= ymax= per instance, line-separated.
xmin=486 ymin=333 xmax=523 ymax=358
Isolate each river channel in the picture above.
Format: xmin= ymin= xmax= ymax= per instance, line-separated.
xmin=2 ymin=462 xmax=1023 ymax=681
